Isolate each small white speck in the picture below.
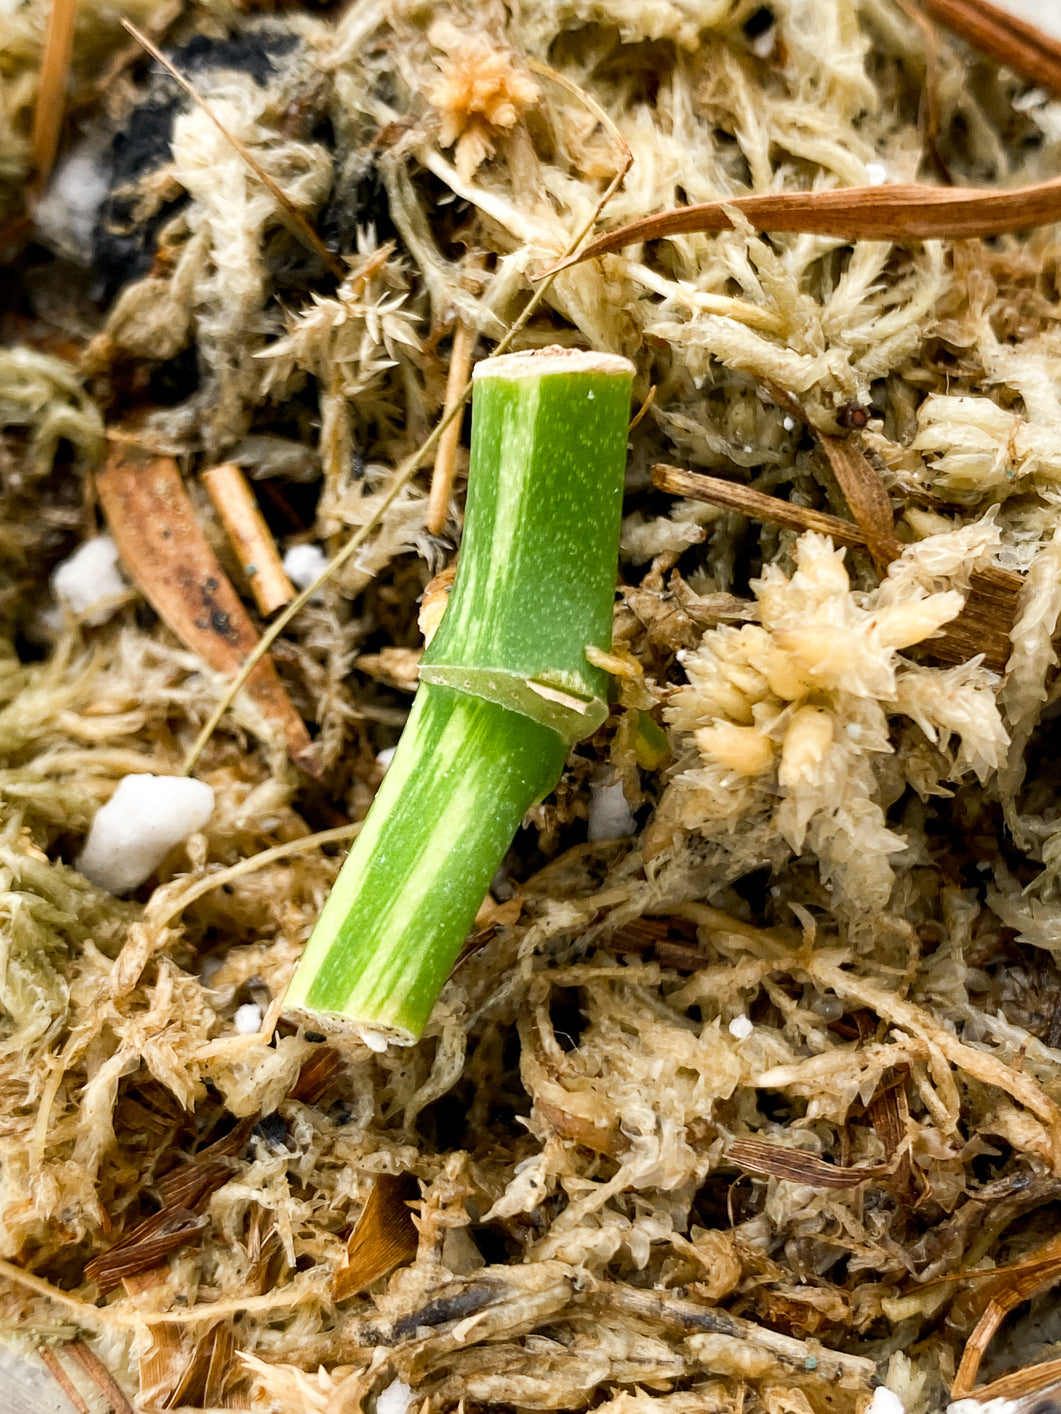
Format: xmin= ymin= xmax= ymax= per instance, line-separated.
xmin=376 ymin=746 xmax=397 ymax=771
xmin=846 ymin=722 xmax=863 ymax=741
xmin=742 ymin=444 xmax=753 ymax=453
xmin=283 ymin=543 xmax=329 ymax=593
xmin=234 ymin=1003 xmax=263 ymax=1034
xmin=1013 ymin=87 xmax=1046 ymax=112
xmin=360 ymin=1026 xmax=391 ymax=1053
xmin=865 ymin=161 xmax=888 ymax=186
xmin=782 ymin=415 xmax=796 ymax=431
xmin=729 ymin=1015 xmax=755 ymax=1040
xmin=749 ymin=26 xmax=775 ymax=58
xmin=693 ymin=376 xmax=705 ymax=389
xmin=587 ymin=390 xmax=595 ymax=400
xmin=868 ymin=1389 xmax=905 ymax=1414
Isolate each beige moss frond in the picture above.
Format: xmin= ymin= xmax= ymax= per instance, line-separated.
xmin=426 ymin=22 xmax=540 ymax=183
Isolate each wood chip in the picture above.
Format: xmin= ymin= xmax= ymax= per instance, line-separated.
xmin=97 ymin=444 xmax=318 ymax=774
xmin=817 ymin=432 xmax=901 ymax=573
xmin=332 ymin=1173 xmax=419 ymax=1301
xmin=202 ymin=463 xmax=295 ymax=616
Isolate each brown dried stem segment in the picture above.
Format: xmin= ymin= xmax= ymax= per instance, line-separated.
xmin=97 ymin=444 xmax=317 ymax=774
xmin=31 ymin=0 xmax=78 ymax=188
xmin=652 ymin=463 xmax=867 ymax=547
xmin=922 ymin=0 xmax=1061 ymax=96
xmin=202 ymin=462 xmax=295 ymax=615
xmin=427 ymin=317 xmax=477 ymax=535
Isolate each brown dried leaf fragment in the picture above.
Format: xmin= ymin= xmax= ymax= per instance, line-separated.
xmin=97 ymin=444 xmax=318 ymax=774
xmin=333 ymin=1173 xmax=419 ymax=1302
xmin=727 ymin=1138 xmax=891 ymax=1189
xmin=543 ymin=175 xmax=1061 ymax=276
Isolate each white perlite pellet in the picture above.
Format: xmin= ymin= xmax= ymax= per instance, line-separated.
xmin=77 ymin=774 xmax=215 ymax=894
xmin=50 ymin=535 xmax=126 ymax=624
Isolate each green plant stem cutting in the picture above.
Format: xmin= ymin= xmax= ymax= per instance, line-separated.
xmin=284 ymin=346 xmax=635 ymax=1042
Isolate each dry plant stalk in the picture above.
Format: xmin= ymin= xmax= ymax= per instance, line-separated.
xmin=652 ymin=463 xmax=868 ymax=547
xmin=29 ymin=0 xmax=77 ymax=188
xmin=427 ymin=317 xmax=477 ymax=536
xmin=97 ymin=444 xmax=317 ymax=773
xmin=202 ymin=463 xmax=295 ymax=616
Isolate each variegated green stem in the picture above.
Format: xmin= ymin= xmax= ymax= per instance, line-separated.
xmin=284 ymin=347 xmax=635 ymax=1042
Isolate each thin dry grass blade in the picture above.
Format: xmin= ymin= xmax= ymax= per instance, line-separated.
xmin=332 ymin=1173 xmax=419 ymax=1301
xmin=894 ymin=0 xmax=951 ymax=183
xmin=542 ymin=174 xmax=1061 ymax=275
xmin=727 ymin=1138 xmax=891 ymax=1189
xmin=121 ymin=21 xmax=345 ymax=281
xmin=922 ymin=0 xmax=1061 ymax=96
xmin=96 ymin=443 xmax=318 ymax=774
xmin=31 ymin=0 xmax=78 ymax=188
xmin=66 ymin=1341 xmax=135 ymax=1414
xmin=37 ymin=1346 xmax=92 ymax=1414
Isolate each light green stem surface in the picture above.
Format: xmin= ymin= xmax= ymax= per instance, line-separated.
xmin=284 ymin=347 xmax=635 ymax=1042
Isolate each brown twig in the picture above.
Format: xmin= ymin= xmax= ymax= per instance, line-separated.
xmin=31 ymin=0 xmax=78 ymax=189
xmin=921 ymin=0 xmax=1061 ymax=96
xmin=427 ymin=316 xmax=477 ymax=536
xmin=37 ymin=1346 xmax=92 ymax=1414
xmin=96 ymin=444 xmax=318 ymax=774
xmin=652 ymin=463 xmax=868 ymax=547
xmin=122 ymin=21 xmax=345 ymax=281
xmin=202 ymin=463 xmax=295 ymax=615
xmin=653 ymin=457 xmax=1021 ymax=674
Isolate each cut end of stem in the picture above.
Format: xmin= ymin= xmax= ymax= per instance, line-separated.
xmin=473 ymin=345 xmax=635 ymax=382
